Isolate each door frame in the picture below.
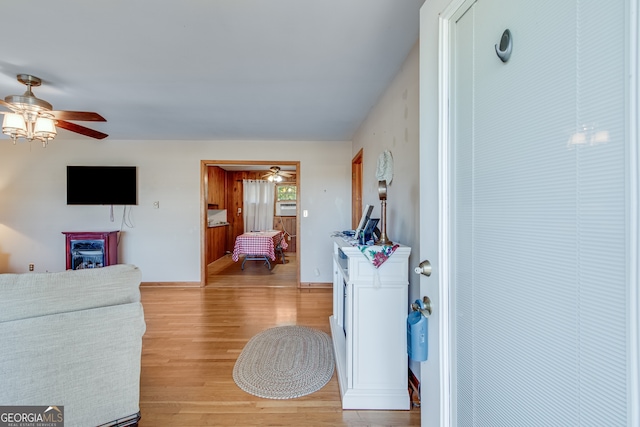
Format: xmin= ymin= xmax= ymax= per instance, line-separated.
xmin=423 ymin=1 xmax=477 ymax=424
xmin=351 ymin=148 xmax=363 ymax=229
xmin=200 ymin=159 xmax=301 ymax=287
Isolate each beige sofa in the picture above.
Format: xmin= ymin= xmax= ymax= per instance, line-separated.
xmin=0 ymin=264 xmax=146 ymax=427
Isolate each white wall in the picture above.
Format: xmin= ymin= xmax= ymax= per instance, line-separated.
xmin=352 ymin=41 xmax=420 ymax=374
xmin=352 ymin=41 xmax=420 ymax=294
xmin=0 ymin=138 xmax=351 ymax=283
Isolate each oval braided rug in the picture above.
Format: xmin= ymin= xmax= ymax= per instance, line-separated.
xmin=232 ymin=325 xmax=335 ymax=399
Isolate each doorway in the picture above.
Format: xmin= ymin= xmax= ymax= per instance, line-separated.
xmin=200 ymin=160 xmax=300 ymax=287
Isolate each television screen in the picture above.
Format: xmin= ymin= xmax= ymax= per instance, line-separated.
xmin=67 ymin=166 xmax=137 ymax=205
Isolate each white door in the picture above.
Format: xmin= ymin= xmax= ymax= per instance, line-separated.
xmin=419 ymin=0 xmax=639 ymax=425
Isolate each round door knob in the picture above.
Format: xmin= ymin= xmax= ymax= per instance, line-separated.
xmin=414 ymin=260 xmax=432 ymax=276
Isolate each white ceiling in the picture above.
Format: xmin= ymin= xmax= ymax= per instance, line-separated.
xmin=0 ymin=1 xmax=423 ymax=142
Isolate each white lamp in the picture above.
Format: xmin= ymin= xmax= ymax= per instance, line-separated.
xmin=2 ymin=113 xmax=58 ymax=147
xmin=33 ymin=117 xmax=57 ymax=146
xmin=2 ymin=113 xmax=27 ymax=143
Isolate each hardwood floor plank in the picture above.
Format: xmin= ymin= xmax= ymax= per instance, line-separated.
xmin=138 ymin=262 xmax=420 ymax=426
xmin=206 ymin=254 xmax=298 ymax=287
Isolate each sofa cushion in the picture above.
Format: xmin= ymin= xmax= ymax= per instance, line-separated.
xmin=0 ymin=264 xmax=142 ymax=323
xmin=0 ymin=302 xmax=145 ymax=426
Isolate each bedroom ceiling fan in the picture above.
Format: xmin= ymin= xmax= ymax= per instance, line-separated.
xmin=0 ymin=74 xmax=107 ymax=147
xmin=263 ymin=166 xmax=293 ymax=182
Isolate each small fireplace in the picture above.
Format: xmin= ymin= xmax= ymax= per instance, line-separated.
xmin=62 ymin=231 xmax=119 ymax=270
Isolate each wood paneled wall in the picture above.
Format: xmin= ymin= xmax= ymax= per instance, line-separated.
xmin=207 ymin=166 xmax=226 ymax=208
xmin=273 ymin=216 xmax=297 ymax=253
xmin=206 ymin=226 xmax=227 ymax=264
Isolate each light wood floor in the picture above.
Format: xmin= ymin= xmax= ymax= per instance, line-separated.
xmin=138 ymin=254 xmax=420 ymax=426
xmin=206 ymin=253 xmax=298 ymax=287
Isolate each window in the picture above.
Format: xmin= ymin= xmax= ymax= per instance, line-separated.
xmin=276 ymin=184 xmax=297 ymax=201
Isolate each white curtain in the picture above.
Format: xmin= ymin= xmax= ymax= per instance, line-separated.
xmin=242 ymin=179 xmax=275 ymax=232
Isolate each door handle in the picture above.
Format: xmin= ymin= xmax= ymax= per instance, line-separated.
xmin=411 ymin=296 xmax=432 ymax=317
xmin=414 ymin=260 xmax=432 ymax=276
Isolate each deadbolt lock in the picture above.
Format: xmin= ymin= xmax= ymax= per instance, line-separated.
xmin=414 ymin=260 xmax=432 ymax=276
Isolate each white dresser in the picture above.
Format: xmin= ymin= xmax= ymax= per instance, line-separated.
xmin=329 ymin=235 xmax=411 ymax=410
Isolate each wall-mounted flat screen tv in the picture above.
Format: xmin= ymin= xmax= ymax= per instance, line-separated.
xmin=67 ymin=166 xmax=137 ymax=205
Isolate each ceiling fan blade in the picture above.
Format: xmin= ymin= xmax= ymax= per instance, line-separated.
xmin=0 ymin=99 xmax=16 ymax=112
xmin=56 ymin=120 xmax=108 ymax=140
xmin=49 ymin=110 xmax=106 ymax=121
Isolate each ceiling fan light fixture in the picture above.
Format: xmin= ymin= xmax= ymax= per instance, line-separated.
xmin=2 ymin=113 xmax=27 ymax=143
xmin=34 ymin=117 xmax=57 ymax=146
xmin=2 ymin=74 xmax=108 ymax=145
xmin=264 ymin=166 xmax=288 ymax=182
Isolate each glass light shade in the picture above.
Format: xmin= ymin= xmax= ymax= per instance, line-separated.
xmin=275 ymin=175 xmax=283 ymax=182
xmin=2 ymin=113 xmax=27 ymax=138
xmin=33 ymin=117 xmax=57 ymax=140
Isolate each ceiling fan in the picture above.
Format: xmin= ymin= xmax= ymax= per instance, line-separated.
xmin=0 ymin=74 xmax=107 ymax=146
xmin=263 ymin=166 xmax=293 ymax=182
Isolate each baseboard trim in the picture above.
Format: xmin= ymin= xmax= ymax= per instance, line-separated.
xmin=141 ymin=281 xmax=330 ymax=289
xmin=298 ymin=282 xmax=332 ymax=289
xmin=141 ymin=281 xmax=202 ymax=287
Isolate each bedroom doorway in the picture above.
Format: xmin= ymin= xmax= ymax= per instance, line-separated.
xmin=200 ymin=160 xmax=300 ymax=287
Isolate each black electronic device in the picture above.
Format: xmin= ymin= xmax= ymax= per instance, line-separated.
xmin=67 ymin=166 xmax=137 ymax=205
xmin=360 ymin=218 xmax=380 ymax=245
